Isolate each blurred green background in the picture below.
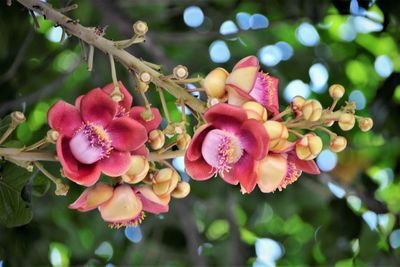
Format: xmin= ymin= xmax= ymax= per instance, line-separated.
xmin=1 ymin=0 xmax=400 ymax=266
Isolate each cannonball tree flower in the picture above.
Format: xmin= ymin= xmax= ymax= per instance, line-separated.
xmin=256 ymin=143 xmax=320 ymax=193
xmin=48 ymin=87 xmax=148 ymax=186
xmin=225 ymin=56 xmax=279 ymax=116
xmin=184 ymin=103 xmax=269 ymax=193
xmin=69 ymin=183 xmax=169 ymax=228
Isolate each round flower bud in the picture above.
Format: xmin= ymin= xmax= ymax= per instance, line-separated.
xmin=358 ymin=117 xmax=373 ymax=132
xmin=243 ymin=101 xmax=268 ymax=121
xmin=152 ymin=168 xmax=180 ymax=197
xmin=329 ymin=136 xmax=347 ymax=153
xmin=176 ymin=133 xmax=191 ymax=150
xmin=302 ymin=100 xmax=322 ymax=122
xmin=171 ymin=181 xmax=190 ymax=199
xmin=295 ymin=134 xmax=323 ymax=160
xmin=122 ymin=155 xmax=150 ymax=184
xmin=173 ymin=65 xmax=189 ymax=80
xmin=291 ymin=96 xmax=306 ymax=116
xmin=263 ymin=121 xmax=289 ymax=152
xmin=133 ymin=20 xmax=148 ymax=36
xmin=201 ymin=67 xmax=229 ymax=98
xmin=329 ymin=84 xmax=345 ymax=99
xmin=338 ymin=113 xmax=355 ymax=131
xmin=148 ymin=129 xmax=165 ymax=150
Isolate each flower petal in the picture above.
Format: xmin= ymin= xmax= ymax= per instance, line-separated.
xmin=184 ymin=156 xmax=214 ymax=181
xmin=239 ymin=119 xmax=269 ymax=160
xmin=204 ymin=103 xmax=248 ymax=132
xmin=99 ymin=185 xmax=142 ymax=223
xmin=102 ymin=81 xmax=133 ymax=110
xmin=134 ymin=185 xmax=170 ymax=214
xmin=226 ymin=56 xmax=259 ymax=94
xmin=99 ymin=150 xmax=131 ymax=177
xmin=106 ymin=117 xmax=147 ymax=152
xmin=131 ymin=145 xmax=149 ymax=157
xmin=227 ymin=86 xmax=252 ymax=106
xmin=75 ymin=95 xmax=84 ymax=109
xmin=48 ymin=100 xmax=83 ymax=137
xmin=57 ymin=135 xmax=101 ymax=186
xmin=80 ymin=88 xmax=118 ymax=127
xmin=130 ymin=106 xmax=162 ymax=132
xmin=288 ymin=153 xmax=320 ymax=174
xmin=249 ymin=73 xmax=280 ymax=116
xmin=69 ymin=183 xmax=114 ymax=212
xmin=233 ymin=153 xmax=257 ymax=193
xmin=257 ymin=154 xmax=288 ymax=193
xmin=186 ymin=124 xmax=214 ymax=161
xmin=220 ymin=169 xmax=239 ymax=185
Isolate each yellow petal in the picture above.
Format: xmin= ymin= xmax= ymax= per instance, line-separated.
xmin=226 ymin=66 xmax=258 ymax=93
xmin=257 ymin=154 xmax=288 ymax=193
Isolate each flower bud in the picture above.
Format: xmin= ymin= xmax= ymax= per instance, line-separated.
xmin=152 ymin=168 xmax=180 ymax=197
xmin=173 ymin=65 xmax=188 ymax=80
xmin=11 ymin=111 xmax=26 ymax=124
xmin=329 ymin=84 xmax=345 ymax=99
xmin=201 ymin=67 xmax=228 ymax=98
xmin=302 ymin=100 xmax=322 ymax=121
xmin=263 ymin=121 xmax=289 ymax=152
xmin=291 ymin=96 xmax=306 ymax=116
xmin=338 ymin=113 xmax=355 ymax=131
xmin=47 ymin=129 xmax=59 ymax=143
xmin=122 ymin=156 xmax=150 ymax=184
xmin=243 ymin=101 xmax=268 ymax=121
xmin=295 ymin=134 xmax=323 ymax=160
xmin=171 ymin=181 xmax=190 ymax=199
xmin=329 ymin=136 xmax=347 ymax=153
xmin=133 ymin=20 xmax=148 ymax=36
xmin=137 ymin=80 xmax=149 ymax=93
xmin=139 ymin=71 xmax=151 ymax=83
xmin=176 ymin=133 xmax=191 ymax=150
xmin=148 ymin=129 xmax=165 ymax=150
xmin=358 ymin=117 xmax=373 ymax=132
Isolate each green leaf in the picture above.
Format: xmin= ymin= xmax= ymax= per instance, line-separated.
xmin=31 ymin=172 xmax=51 ymax=197
xmin=0 ymin=162 xmax=33 ymax=227
xmin=0 ymin=115 xmax=11 ymax=138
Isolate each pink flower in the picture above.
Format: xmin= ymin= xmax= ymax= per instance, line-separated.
xmin=69 ymin=183 xmax=169 ymax=228
xmin=48 ymin=83 xmax=149 ymax=186
xmin=256 ymin=143 xmax=320 ymax=193
xmin=184 ymin=103 xmax=269 ymax=193
xmin=225 ymin=56 xmax=279 ymax=116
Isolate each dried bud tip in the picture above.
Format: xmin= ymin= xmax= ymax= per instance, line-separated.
xmin=133 ymin=20 xmax=148 ymax=36
xmin=140 ymin=107 xmax=155 ymax=122
xmin=139 ymin=71 xmax=152 ymax=83
xmin=47 ymin=129 xmax=59 ymax=143
xmin=11 ymin=111 xmax=26 ymax=123
xmin=55 ymin=180 xmax=69 ymax=196
xmin=173 ymin=65 xmax=189 ymax=80
xmin=329 ymin=84 xmax=345 ymax=99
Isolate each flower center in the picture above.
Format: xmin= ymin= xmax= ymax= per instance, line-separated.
xmin=277 ymin=160 xmax=301 ymax=191
xmin=201 ymin=129 xmax=243 ymax=176
xmin=115 ymin=106 xmax=129 ymax=118
xmin=250 ymin=72 xmax=274 ymax=107
xmin=69 ymin=122 xmax=112 ymax=164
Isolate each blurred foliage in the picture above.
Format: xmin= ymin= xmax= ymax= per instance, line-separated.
xmin=1 ymin=0 xmax=400 ymax=266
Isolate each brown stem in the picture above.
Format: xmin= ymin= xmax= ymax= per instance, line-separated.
xmin=16 ymin=0 xmax=206 ymax=114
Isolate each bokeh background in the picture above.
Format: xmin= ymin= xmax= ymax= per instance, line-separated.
xmin=1 ymin=0 xmax=400 ymax=266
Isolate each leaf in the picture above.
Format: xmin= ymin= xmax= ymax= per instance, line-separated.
xmin=0 ymin=162 xmax=33 ymax=227
xmin=31 ymin=172 xmax=51 ymax=197
xmin=0 ymin=115 xmax=11 ymax=138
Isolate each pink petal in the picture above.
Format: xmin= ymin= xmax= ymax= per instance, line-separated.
xmin=288 ymin=153 xmax=320 ymax=174
xmin=134 ymin=185 xmax=170 ymax=214
xmin=184 ymin=156 xmax=214 ymax=181
xmin=204 ymin=103 xmax=248 ymax=132
xmin=220 ymin=169 xmax=239 ymax=185
xmin=131 ymin=145 xmax=149 ymax=157
xmin=80 ymin=88 xmax=118 ymax=127
xmin=130 ymin=106 xmax=162 ymax=132
xmin=102 ymin=81 xmax=133 ymax=110
xmin=239 ymin=119 xmax=269 ymax=160
xmin=232 ymin=55 xmax=260 ymax=70
xmin=48 ymin=100 xmax=83 ymax=137
xmin=249 ymin=73 xmax=280 ymax=115
xmin=69 ymin=183 xmax=114 ymax=212
xmin=106 ymin=117 xmax=147 ymax=152
xmin=57 ymin=135 xmax=101 ymax=186
xmin=99 ymin=150 xmax=131 ymax=177
xmin=233 ymin=153 xmax=257 ymax=193
xmin=185 ymin=124 xmax=214 ymax=161
xmin=75 ymin=95 xmax=84 ymax=109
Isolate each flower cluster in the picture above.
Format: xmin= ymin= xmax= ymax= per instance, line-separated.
xmin=48 ymin=82 xmax=190 ymax=228
xmin=185 ymin=56 xmax=373 ymax=193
